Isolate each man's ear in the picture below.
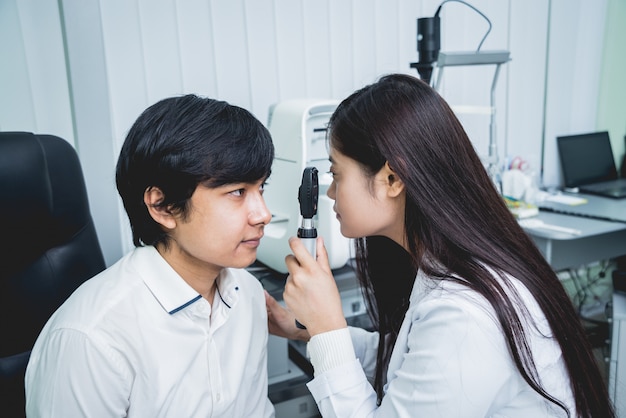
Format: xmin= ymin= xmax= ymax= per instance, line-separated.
xmin=382 ymin=161 xmax=405 ymax=197
xmin=144 ymin=187 xmax=176 ymax=229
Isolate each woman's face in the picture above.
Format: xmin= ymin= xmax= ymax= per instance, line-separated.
xmin=326 ymin=146 xmax=406 ymax=246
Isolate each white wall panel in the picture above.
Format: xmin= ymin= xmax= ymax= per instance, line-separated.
xmin=139 ymin=0 xmax=184 ymax=102
xmin=302 ymin=0 xmax=333 ymax=100
xmin=177 ymin=0 xmax=218 ymax=96
xmin=597 ymin=0 xmax=626 ymax=165
xmin=373 ymin=0 xmax=401 ymax=76
xmin=1 ymin=0 xmax=612 ymax=266
xmin=244 ymin=0 xmax=280 ymax=123
xmin=0 ymin=1 xmax=36 ymax=132
xmin=17 ymin=0 xmax=73 ymax=139
xmin=542 ymin=0 xmax=607 ymax=188
xmin=210 ymin=1 xmax=252 ymax=108
xmin=505 ymin=0 xmax=549 ymax=178
xmin=328 ymin=0 xmax=355 ymax=99
xmin=568 ymin=1 xmax=606 ymax=134
xmin=0 ymin=0 xmax=72 ymax=140
xmin=100 ymin=0 xmax=149 ymax=153
xmin=352 ymin=0 xmax=378 ymax=88
xmin=273 ymin=0 xmax=307 ymax=100
xmin=61 ymin=0 xmax=126 ymax=266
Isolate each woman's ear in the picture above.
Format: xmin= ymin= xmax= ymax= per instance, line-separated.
xmin=144 ymin=187 xmax=177 ymax=229
xmin=382 ymin=161 xmax=405 ymax=197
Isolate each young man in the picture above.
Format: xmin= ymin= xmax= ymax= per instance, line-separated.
xmin=25 ymin=95 xmax=276 ymax=417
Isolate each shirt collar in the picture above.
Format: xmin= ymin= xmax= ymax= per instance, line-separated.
xmin=133 ymin=246 xmax=242 ymax=315
xmin=133 ymin=246 xmax=203 ymax=315
xmin=214 ymin=269 xmax=241 ymax=311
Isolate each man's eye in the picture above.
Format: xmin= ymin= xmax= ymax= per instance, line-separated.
xmin=230 ymin=189 xmax=244 ymax=197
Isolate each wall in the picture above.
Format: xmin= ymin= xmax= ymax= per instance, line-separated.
xmin=597 ymin=0 xmax=626 ymax=169
xmin=0 ymin=0 xmax=613 ymax=266
xmin=0 ymin=0 xmax=73 ymax=138
xmin=541 ymin=0 xmax=609 ymax=188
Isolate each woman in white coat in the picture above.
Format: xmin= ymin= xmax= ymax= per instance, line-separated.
xmin=266 ymin=74 xmax=614 ymax=418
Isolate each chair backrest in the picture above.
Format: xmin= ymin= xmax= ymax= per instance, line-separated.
xmin=0 ymin=132 xmax=106 ymax=417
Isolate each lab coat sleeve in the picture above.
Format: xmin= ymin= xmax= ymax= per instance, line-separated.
xmin=25 ymin=328 xmax=130 ymax=417
xmin=306 ymin=292 xmax=516 ymax=418
xmin=348 ymin=326 xmax=379 ymax=381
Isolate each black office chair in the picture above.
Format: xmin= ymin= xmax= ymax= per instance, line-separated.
xmin=0 ymin=132 xmax=106 ymax=417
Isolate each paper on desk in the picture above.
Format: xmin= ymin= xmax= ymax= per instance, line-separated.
xmin=544 ymin=194 xmax=587 ymax=206
xmin=518 ymin=218 xmax=582 ymax=235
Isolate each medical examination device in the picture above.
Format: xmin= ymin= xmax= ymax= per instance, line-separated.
xmin=257 ymin=99 xmax=351 ymax=274
xmin=260 ymin=102 xmax=365 ymax=409
xmin=410 ymin=0 xmax=510 ymax=190
xmin=297 ymin=167 xmax=319 ymax=258
xmin=294 ymin=167 xmax=319 ymax=330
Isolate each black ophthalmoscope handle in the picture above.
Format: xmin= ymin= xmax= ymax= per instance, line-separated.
xmin=295 ymin=167 xmax=318 ymax=330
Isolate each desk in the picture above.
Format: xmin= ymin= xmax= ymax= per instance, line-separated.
xmin=538 ymin=192 xmax=626 ymax=223
xmin=522 ymin=211 xmax=626 ymax=271
xmin=521 ymin=209 xmax=626 ymax=415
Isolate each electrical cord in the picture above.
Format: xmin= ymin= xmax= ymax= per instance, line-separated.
xmin=569 ymin=261 xmax=612 ymax=325
xmin=434 ymin=0 xmax=492 ymax=52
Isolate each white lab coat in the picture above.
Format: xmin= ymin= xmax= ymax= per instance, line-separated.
xmin=306 ymin=270 xmax=576 ymax=417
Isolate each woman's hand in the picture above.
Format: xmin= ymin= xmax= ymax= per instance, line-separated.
xmin=265 ymin=290 xmax=310 ymax=341
xmin=283 ymin=236 xmax=347 ymax=337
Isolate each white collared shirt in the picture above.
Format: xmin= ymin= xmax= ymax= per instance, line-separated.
xmin=25 ymin=246 xmax=274 ymax=417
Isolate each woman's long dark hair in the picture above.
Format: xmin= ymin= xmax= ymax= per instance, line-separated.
xmin=328 ymin=74 xmax=614 ymax=417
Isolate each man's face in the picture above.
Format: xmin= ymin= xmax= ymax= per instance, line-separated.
xmin=165 ymin=179 xmax=271 ymax=280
